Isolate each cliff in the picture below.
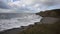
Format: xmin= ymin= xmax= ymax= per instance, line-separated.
xmin=19 ymin=9 xmax=60 ymax=34
xmin=36 ymin=9 xmax=60 ymax=18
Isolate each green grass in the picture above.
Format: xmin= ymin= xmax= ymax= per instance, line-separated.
xmin=19 ymin=21 xmax=60 ymax=34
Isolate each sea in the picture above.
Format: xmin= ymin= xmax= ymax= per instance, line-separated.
xmin=0 ymin=13 xmax=42 ymax=31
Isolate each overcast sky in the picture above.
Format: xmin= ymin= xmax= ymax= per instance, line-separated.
xmin=0 ymin=0 xmax=60 ymax=13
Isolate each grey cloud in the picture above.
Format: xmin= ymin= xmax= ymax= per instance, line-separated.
xmin=35 ymin=0 xmax=60 ymax=6
xmin=0 ymin=1 xmax=10 ymax=9
xmin=33 ymin=0 xmax=60 ymax=11
xmin=14 ymin=6 xmax=36 ymax=13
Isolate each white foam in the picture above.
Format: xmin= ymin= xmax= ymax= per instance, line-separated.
xmin=0 ymin=14 xmax=42 ymax=31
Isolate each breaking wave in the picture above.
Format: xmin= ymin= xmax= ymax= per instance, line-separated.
xmin=0 ymin=13 xmax=42 ymax=31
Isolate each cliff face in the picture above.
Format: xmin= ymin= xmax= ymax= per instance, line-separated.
xmin=36 ymin=9 xmax=60 ymax=18
xmin=40 ymin=17 xmax=60 ymax=24
xmin=36 ymin=9 xmax=60 ymax=24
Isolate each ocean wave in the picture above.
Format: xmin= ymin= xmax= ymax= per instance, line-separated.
xmin=0 ymin=13 xmax=42 ymax=31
